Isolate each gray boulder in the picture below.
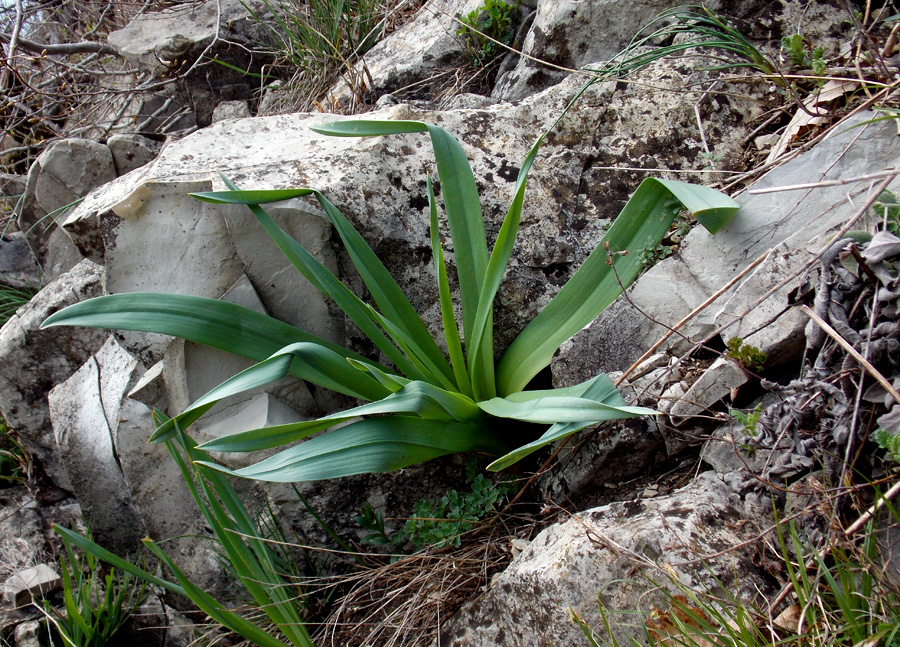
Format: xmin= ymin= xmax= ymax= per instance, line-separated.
xmin=553 ymin=111 xmax=900 ymax=386
xmin=0 ymin=259 xmax=107 ymax=489
xmin=107 ymin=134 xmax=163 ymax=176
xmin=18 ymin=140 xmax=116 ymax=277
xmin=107 ymin=0 xmax=274 ymax=126
xmin=441 ymin=471 xmax=773 ymax=646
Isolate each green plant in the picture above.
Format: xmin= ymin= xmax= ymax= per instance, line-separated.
xmin=250 ymin=0 xmax=390 ymax=106
xmin=874 ymin=428 xmax=900 ymax=466
xmin=872 ymin=189 xmax=900 ymax=236
xmin=55 ymin=412 xmax=317 ymax=647
xmin=0 ymin=417 xmax=26 ymax=486
xmin=726 ymin=337 xmax=766 ymax=373
xmin=587 ymin=6 xmax=776 ymax=84
xmin=356 ymin=501 xmax=406 ymax=551
xmin=456 ymin=0 xmax=518 ymax=66
xmin=729 ymin=403 xmax=762 ymax=436
xmin=404 ymin=474 xmax=514 ymax=550
xmin=0 ymin=282 xmax=37 ymax=327
xmin=781 ymin=33 xmax=826 ymax=76
xmin=43 ymin=119 xmax=739 ymax=485
xmin=641 ymin=213 xmax=693 ymax=268
xmin=42 ymin=531 xmax=148 ymax=647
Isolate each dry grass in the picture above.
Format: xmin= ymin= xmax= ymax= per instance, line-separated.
xmin=310 ymin=514 xmax=535 ymax=647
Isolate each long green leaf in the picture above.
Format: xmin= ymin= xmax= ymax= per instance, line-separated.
xmin=197 ymin=379 xmax=484 ymax=453
xmin=497 ymin=178 xmax=739 ymax=395
xmin=163 ymin=420 xmax=314 ymax=647
xmin=142 ymin=540 xmax=294 ymax=647
xmin=428 ymin=176 xmax=472 ymax=398
xmin=197 ymin=416 xmax=510 ymax=482
xmin=149 ymin=342 xmax=392 ymax=442
xmin=195 ymin=183 xmax=457 ymax=389
xmin=466 ymin=132 xmax=547 ymax=399
xmin=52 ymin=526 xmax=185 ymax=596
xmin=313 ymin=191 xmax=456 ymax=387
xmin=310 ymin=120 xmax=490 ymax=389
xmin=40 ymin=293 xmax=390 ymax=397
xmin=486 ymin=373 xmax=632 ymax=470
xmin=478 ymin=394 xmax=651 ymax=424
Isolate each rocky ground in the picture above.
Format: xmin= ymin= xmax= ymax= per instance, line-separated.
xmin=1 ymin=0 xmax=899 ymax=645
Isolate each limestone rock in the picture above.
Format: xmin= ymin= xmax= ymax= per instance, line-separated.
xmin=18 ymin=140 xmax=115 ymax=275
xmin=107 ymin=0 xmax=274 ymax=125
xmin=212 ymin=100 xmax=251 ymax=122
xmin=537 ymin=418 xmax=666 ymax=509
xmin=13 ymin=619 xmax=41 ymax=647
xmin=0 ymin=232 xmax=40 ymax=290
xmin=441 ymin=472 xmax=773 ymax=646
xmin=0 ymin=259 xmax=107 ymax=489
xmin=326 ymin=0 xmax=481 ymax=107
xmin=3 ymin=564 xmax=61 ymax=608
xmin=108 ymin=134 xmax=163 ymax=176
xmin=49 ymin=336 xmax=146 ymax=552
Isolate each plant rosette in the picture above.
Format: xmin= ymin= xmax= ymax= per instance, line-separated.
xmin=43 ymin=119 xmax=739 ymax=483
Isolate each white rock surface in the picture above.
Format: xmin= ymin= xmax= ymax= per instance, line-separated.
xmin=442 ymin=472 xmax=772 ymax=646
xmin=49 ymin=336 xmax=146 ymax=551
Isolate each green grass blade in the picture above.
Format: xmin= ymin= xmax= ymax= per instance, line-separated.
xmin=142 ymin=540 xmax=295 ymax=647
xmin=209 ymin=176 xmax=428 ymax=383
xmin=312 ymin=191 xmax=456 ymax=388
xmin=497 ymin=178 xmax=739 ymax=395
xmin=428 ymin=176 xmax=472 ymax=398
xmin=466 ymin=132 xmax=546 ymax=399
xmin=52 ymin=526 xmax=185 ymax=596
xmin=198 ymin=416 xmax=510 ymax=482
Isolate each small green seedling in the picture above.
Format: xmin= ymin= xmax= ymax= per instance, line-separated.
xmin=726 ymin=337 xmax=766 ymax=373
xmin=730 ymin=403 xmax=763 ymax=436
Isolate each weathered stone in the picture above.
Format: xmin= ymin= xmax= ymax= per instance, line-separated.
xmin=3 ymin=564 xmax=62 ymax=608
xmin=107 ymin=0 xmax=274 ymax=125
xmin=669 ymin=356 xmax=748 ymax=424
xmin=441 ymin=472 xmax=773 ymax=647
xmin=326 ymin=0 xmax=480 ymax=107
xmin=554 ymin=111 xmax=900 ymax=385
xmin=0 ymin=232 xmax=40 ymax=290
xmin=13 ymin=619 xmax=40 ymax=647
xmin=108 ymin=133 xmax=163 ymax=176
xmin=492 ymin=0 xmax=848 ymax=101
xmin=0 ymin=488 xmax=44 ymax=583
xmin=537 ymin=418 xmax=666 ymax=509
xmin=18 ymin=140 xmax=115 ymax=275
xmin=49 ymin=336 xmax=146 ymax=552
xmin=212 ymin=100 xmax=251 ymax=122
xmin=0 ymin=259 xmax=107 ymax=489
